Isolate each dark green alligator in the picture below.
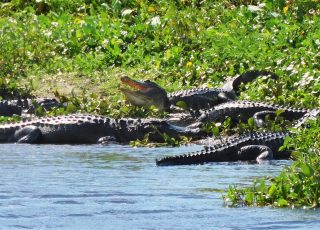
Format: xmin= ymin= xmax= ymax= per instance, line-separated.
xmin=0 ymin=98 xmax=61 ymax=117
xmin=120 ymin=70 xmax=278 ymax=111
xmin=0 ymin=114 xmax=204 ymax=144
xmin=156 ymin=109 xmax=320 ymax=166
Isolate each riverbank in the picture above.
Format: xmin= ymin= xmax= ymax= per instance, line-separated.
xmin=1 ymin=1 xmax=320 ymax=208
xmin=1 ymin=1 xmax=319 ymax=111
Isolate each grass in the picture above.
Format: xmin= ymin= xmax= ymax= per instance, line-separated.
xmin=1 ymin=1 xmax=320 ymax=108
xmin=1 ymin=0 xmax=320 ymax=207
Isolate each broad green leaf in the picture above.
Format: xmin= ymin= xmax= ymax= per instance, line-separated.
xmin=300 ymin=163 xmax=314 ymax=177
xmin=268 ymin=184 xmax=277 ymax=196
xmin=245 ymin=192 xmax=254 ymax=204
xmin=247 ymin=117 xmax=255 ymax=127
xmin=175 ymin=101 xmax=187 ymax=109
xmin=276 ymin=198 xmax=288 ymax=207
xmin=212 ymin=126 xmax=220 ymax=137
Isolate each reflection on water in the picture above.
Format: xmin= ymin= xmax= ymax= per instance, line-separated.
xmin=0 ymin=144 xmax=319 ymax=229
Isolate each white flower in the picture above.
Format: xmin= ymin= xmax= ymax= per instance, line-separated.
xmin=122 ymin=9 xmax=134 ymax=17
xmin=150 ymin=16 xmax=161 ymax=26
xmin=248 ymin=5 xmax=263 ymax=12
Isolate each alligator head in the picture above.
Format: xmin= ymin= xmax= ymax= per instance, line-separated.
xmin=120 ymin=76 xmax=170 ymax=112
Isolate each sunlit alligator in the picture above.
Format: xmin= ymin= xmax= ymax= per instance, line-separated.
xmin=165 ymin=99 xmax=309 ymax=128
xmin=194 ymin=100 xmax=309 ymax=127
xmin=0 ymin=100 xmax=311 ymax=145
xmin=0 ymin=98 xmax=61 ymax=117
xmin=0 ymin=114 xmax=205 ymax=144
xmin=120 ymin=70 xmax=278 ymax=111
xmin=156 ymin=109 xmax=320 ymax=166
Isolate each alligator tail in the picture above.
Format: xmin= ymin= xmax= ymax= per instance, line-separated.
xmin=222 ymin=70 xmax=279 ymax=94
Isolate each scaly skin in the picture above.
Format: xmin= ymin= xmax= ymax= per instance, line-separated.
xmin=197 ymin=100 xmax=309 ymax=124
xmin=0 ymin=100 xmax=22 ymax=116
xmin=120 ymin=70 xmax=278 ymax=111
xmin=156 ymin=131 xmax=290 ymax=166
xmin=221 ymin=70 xmax=278 ymax=93
xmin=156 ymin=109 xmax=320 ymax=166
xmin=0 ymin=114 xmax=205 ymax=144
xmin=167 ymin=88 xmax=235 ymax=111
xmin=0 ymin=98 xmax=61 ymax=116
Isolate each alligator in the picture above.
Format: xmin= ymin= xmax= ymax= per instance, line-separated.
xmin=0 ymin=100 xmax=309 ymax=145
xmin=0 ymin=114 xmax=205 ymax=144
xmin=120 ymin=70 xmax=278 ymax=112
xmin=0 ymin=100 xmax=22 ymax=116
xmin=156 ymin=109 xmax=320 ymax=166
xmin=195 ymin=100 xmax=309 ymax=127
xmin=0 ymin=98 xmax=61 ymax=117
xmin=165 ymin=100 xmax=309 ymax=128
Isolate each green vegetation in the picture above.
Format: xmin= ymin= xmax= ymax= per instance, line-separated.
xmin=224 ymin=118 xmax=320 ymax=208
xmin=1 ymin=1 xmax=320 ymax=207
xmin=1 ymin=1 xmax=320 ymax=111
xmin=130 ymin=132 xmax=191 ymax=147
xmin=0 ymin=115 xmax=21 ymax=123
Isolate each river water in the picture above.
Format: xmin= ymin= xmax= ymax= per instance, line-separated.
xmin=0 ymin=144 xmax=319 ymax=229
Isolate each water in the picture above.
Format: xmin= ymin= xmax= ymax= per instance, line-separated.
xmin=0 ymin=144 xmax=319 ymax=229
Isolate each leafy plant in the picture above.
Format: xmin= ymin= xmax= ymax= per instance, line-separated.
xmin=130 ymin=132 xmax=192 ymax=147
xmin=224 ymin=118 xmax=320 ymax=208
xmin=0 ymin=115 xmax=21 ymax=124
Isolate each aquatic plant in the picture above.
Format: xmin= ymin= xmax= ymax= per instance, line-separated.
xmin=224 ymin=118 xmax=320 ymax=208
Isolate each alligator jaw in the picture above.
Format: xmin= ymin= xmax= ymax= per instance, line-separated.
xmin=119 ymin=86 xmax=153 ymax=106
xmin=120 ymin=76 xmax=170 ymax=111
xmin=120 ymin=76 xmax=151 ymax=92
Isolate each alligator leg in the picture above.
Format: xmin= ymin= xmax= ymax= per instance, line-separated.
xmin=218 ymin=92 xmax=234 ymax=103
xmin=238 ymin=145 xmax=274 ymax=163
xmin=166 ymin=111 xmax=201 ymax=126
xmin=253 ymin=111 xmax=276 ymax=127
xmin=13 ymin=126 xmax=42 ymax=143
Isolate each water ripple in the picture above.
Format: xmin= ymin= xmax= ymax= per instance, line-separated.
xmin=0 ymin=144 xmax=316 ymax=229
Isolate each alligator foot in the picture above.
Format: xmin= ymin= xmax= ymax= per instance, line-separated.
xmin=238 ymin=145 xmax=274 ymax=163
xmin=218 ymin=92 xmax=234 ymax=103
xmin=97 ymin=136 xmax=118 ymax=145
xmin=14 ymin=126 xmax=42 ymax=143
xmin=166 ymin=112 xmax=198 ymax=126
